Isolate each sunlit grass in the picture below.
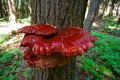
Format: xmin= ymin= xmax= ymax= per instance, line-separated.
xmin=18 ymin=16 xmax=31 ymax=24
xmin=0 ymin=18 xmax=9 ymax=23
xmin=0 ymin=34 xmax=11 ymax=44
xmin=0 ymin=17 xmax=31 ymax=25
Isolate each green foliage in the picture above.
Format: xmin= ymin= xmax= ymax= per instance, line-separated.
xmin=0 ymin=34 xmax=10 ymax=44
xmin=0 ymin=49 xmax=22 ymax=80
xmin=0 ymin=17 xmax=31 ymax=80
xmin=4 ymin=75 xmax=15 ymax=80
xmin=18 ymin=16 xmax=31 ymax=24
xmin=0 ymin=53 xmax=13 ymax=63
xmin=23 ymin=68 xmax=31 ymax=79
xmin=101 ymin=18 xmax=120 ymax=35
xmin=0 ymin=18 xmax=9 ymax=23
xmin=80 ymin=56 xmax=115 ymax=79
xmin=79 ymin=31 xmax=120 ymax=79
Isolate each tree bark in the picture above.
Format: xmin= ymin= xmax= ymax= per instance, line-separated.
xmin=31 ymin=0 xmax=88 ymax=29
xmin=83 ymin=0 xmax=100 ymax=32
xmin=31 ymin=0 xmax=88 ymax=80
xmin=8 ymin=0 xmax=18 ymax=24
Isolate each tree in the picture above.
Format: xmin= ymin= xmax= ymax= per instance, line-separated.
xmin=30 ymin=0 xmax=88 ymax=80
xmin=8 ymin=0 xmax=18 ymax=24
xmin=104 ymin=0 xmax=118 ymax=17
xmin=97 ymin=0 xmax=109 ymax=19
xmin=83 ymin=0 xmax=100 ymax=32
xmin=117 ymin=17 xmax=120 ymax=24
xmin=0 ymin=0 xmax=9 ymax=18
xmin=0 ymin=0 xmax=3 ymax=18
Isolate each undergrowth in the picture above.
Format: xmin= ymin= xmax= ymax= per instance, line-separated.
xmin=0 ymin=49 xmax=22 ymax=80
xmin=0 ymin=34 xmax=11 ymax=45
xmin=101 ymin=18 xmax=120 ymax=35
xmin=79 ymin=31 xmax=120 ymax=80
xmin=0 ymin=34 xmax=30 ymax=80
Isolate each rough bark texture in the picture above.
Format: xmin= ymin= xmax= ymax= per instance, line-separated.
xmin=31 ymin=0 xmax=88 ymax=29
xmin=83 ymin=0 xmax=100 ymax=32
xmin=31 ymin=0 xmax=88 ymax=80
xmin=31 ymin=56 xmax=77 ymax=80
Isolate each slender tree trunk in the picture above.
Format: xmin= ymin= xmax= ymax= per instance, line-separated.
xmin=28 ymin=0 xmax=31 ymax=16
xmin=109 ymin=0 xmax=116 ymax=16
xmin=0 ymin=0 xmax=2 ymax=18
xmin=31 ymin=0 xmax=88 ymax=80
xmin=8 ymin=0 xmax=18 ymax=24
xmin=83 ymin=0 xmax=100 ymax=32
xmin=104 ymin=0 xmax=111 ymax=16
xmin=105 ymin=0 xmax=118 ymax=17
xmin=85 ymin=0 xmax=91 ymax=19
xmin=97 ymin=0 xmax=109 ymax=19
xmin=117 ymin=17 xmax=120 ymax=24
xmin=112 ymin=1 xmax=117 ymax=17
xmin=1 ymin=0 xmax=8 ymax=17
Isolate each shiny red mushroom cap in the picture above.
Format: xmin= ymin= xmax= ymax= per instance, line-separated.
xmin=55 ymin=27 xmax=97 ymax=56
xmin=18 ymin=24 xmax=58 ymax=36
xmin=33 ymin=27 xmax=97 ymax=57
xmin=19 ymin=24 xmax=97 ymax=68
xmin=20 ymin=35 xmax=44 ymax=48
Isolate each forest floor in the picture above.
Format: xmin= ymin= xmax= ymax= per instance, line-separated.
xmin=0 ymin=17 xmax=120 ymax=80
xmin=77 ymin=18 xmax=120 ymax=80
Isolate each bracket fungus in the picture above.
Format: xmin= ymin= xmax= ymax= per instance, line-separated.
xmin=18 ymin=24 xmax=58 ymax=36
xmin=18 ymin=24 xmax=97 ymax=69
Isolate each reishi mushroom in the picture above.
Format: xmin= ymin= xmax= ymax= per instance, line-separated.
xmin=33 ymin=27 xmax=96 ymax=56
xmin=19 ymin=24 xmax=97 ymax=69
xmin=20 ymin=35 xmax=43 ymax=48
xmin=18 ymin=24 xmax=58 ymax=36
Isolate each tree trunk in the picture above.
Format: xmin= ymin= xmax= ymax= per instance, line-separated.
xmin=0 ymin=0 xmax=2 ymax=18
xmin=109 ymin=0 xmax=119 ymax=17
xmin=106 ymin=0 xmax=118 ymax=17
xmin=104 ymin=0 xmax=111 ymax=16
xmin=31 ymin=0 xmax=88 ymax=80
xmin=109 ymin=0 xmax=116 ymax=16
xmin=97 ymin=0 xmax=109 ymax=19
xmin=1 ymin=0 xmax=8 ymax=18
xmin=85 ymin=0 xmax=91 ymax=19
xmin=83 ymin=0 xmax=100 ymax=32
xmin=8 ymin=0 xmax=18 ymax=24
xmin=117 ymin=17 xmax=120 ymax=24
xmin=31 ymin=0 xmax=88 ymax=29
xmin=28 ymin=0 xmax=31 ymax=16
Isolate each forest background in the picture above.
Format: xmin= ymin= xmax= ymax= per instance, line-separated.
xmin=0 ymin=0 xmax=120 ymax=80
